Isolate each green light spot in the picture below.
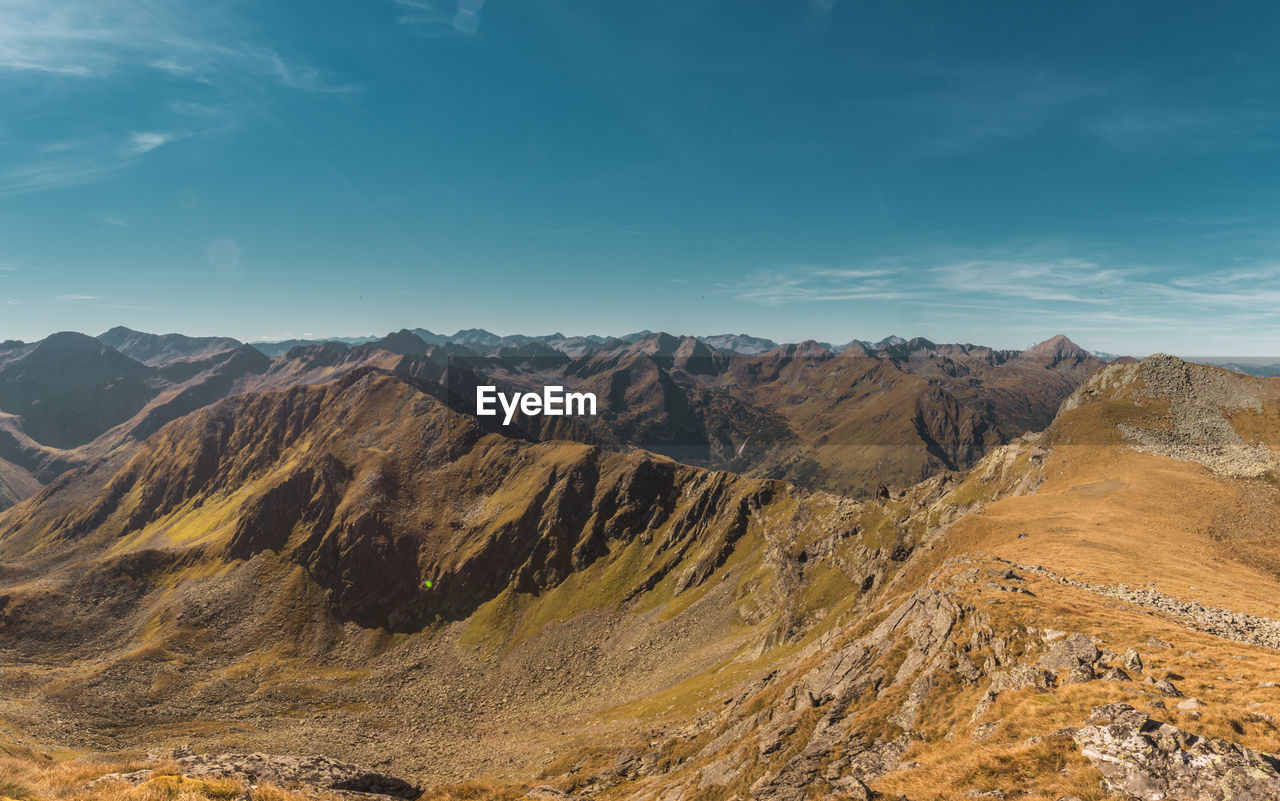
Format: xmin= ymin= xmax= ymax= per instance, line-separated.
xmin=423 ymin=580 xmax=434 ymax=589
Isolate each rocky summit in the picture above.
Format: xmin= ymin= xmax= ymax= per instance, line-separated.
xmin=0 ymin=332 xmax=1278 ymax=801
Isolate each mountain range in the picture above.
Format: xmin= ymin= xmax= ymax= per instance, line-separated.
xmin=1 ymin=327 xmax=1279 ymax=800
xmin=0 ymin=327 xmax=1102 ymax=510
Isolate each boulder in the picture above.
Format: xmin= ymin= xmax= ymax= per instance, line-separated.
xmin=1038 ymin=633 xmax=1099 ymax=671
xmin=1121 ymin=648 xmax=1144 ymax=672
xmin=1100 ymin=667 xmax=1131 ymax=682
xmin=1154 ymin=679 xmax=1182 ymax=697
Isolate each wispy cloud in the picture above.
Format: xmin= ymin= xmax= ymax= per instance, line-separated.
xmin=53 ymin=294 xmax=100 ymax=301
xmin=899 ymin=68 xmax=1109 ymax=154
xmin=0 ymin=2 xmax=344 ymax=195
xmin=125 ymin=131 xmax=185 ymax=155
xmin=929 ymin=258 xmax=1126 ymax=303
xmin=1086 ymin=102 xmax=1280 ymax=152
xmin=0 ymin=130 xmax=200 ymax=197
xmin=392 ymin=0 xmax=486 ymax=37
xmin=728 ymin=265 xmax=902 ymax=305
xmin=898 ymin=65 xmax=1280 ymax=156
xmin=0 ymin=1 xmax=355 ymax=196
xmin=0 ymin=0 xmax=351 ymax=91
xmin=0 ymin=156 xmax=123 ymax=197
xmin=726 ymin=247 xmax=1280 ymax=353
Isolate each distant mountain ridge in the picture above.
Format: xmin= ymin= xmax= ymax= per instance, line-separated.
xmin=244 ymin=327 xmax=1108 ymax=359
xmin=0 ymin=324 xmax=1109 ymax=510
xmin=98 ymin=325 xmax=247 ymax=366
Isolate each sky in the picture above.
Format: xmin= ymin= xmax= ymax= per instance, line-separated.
xmin=1 ymin=1 xmax=1279 ymax=356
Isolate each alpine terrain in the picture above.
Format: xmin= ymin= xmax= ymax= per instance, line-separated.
xmin=0 ymin=330 xmax=1277 ymax=801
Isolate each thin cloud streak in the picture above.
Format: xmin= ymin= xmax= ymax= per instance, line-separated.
xmin=728 ymin=251 xmax=1280 ymax=350
xmin=125 ymin=131 xmax=185 ymax=155
xmin=727 ymin=266 xmax=903 ymax=305
xmin=0 ymin=1 xmax=351 ymax=197
xmin=0 ymin=0 xmax=351 ymax=91
xmin=0 ymin=129 xmax=203 ymax=197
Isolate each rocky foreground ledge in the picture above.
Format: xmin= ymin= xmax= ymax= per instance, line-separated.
xmin=88 ymin=752 xmax=421 ymax=799
xmin=1076 ymin=703 xmax=1280 ymax=800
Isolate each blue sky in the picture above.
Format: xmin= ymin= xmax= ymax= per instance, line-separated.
xmin=1 ymin=1 xmax=1279 ymax=355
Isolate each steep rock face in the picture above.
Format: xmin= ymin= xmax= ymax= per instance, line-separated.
xmin=573 ymin=562 xmax=1012 ymax=800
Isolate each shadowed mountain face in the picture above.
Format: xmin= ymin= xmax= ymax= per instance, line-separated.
xmin=0 ymin=332 xmax=160 ymax=450
xmin=0 ymin=333 xmax=274 ymax=510
xmin=2 ymin=350 xmax=1280 ymax=801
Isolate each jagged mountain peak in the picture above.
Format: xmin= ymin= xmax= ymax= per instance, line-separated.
xmin=1021 ymin=334 xmax=1091 ymax=366
xmin=368 ymin=329 xmax=431 ymax=357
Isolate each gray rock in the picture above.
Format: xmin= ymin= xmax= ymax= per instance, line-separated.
xmin=1154 ymin=679 xmax=1182 ymax=697
xmin=955 ymin=652 xmax=983 ymax=683
xmin=698 ymin=752 xmax=743 ymax=789
xmin=525 ymin=788 xmax=584 ymax=801
xmin=1121 ymin=648 xmax=1143 ymax=673
xmin=1067 ymin=661 xmax=1096 ymax=684
xmin=889 ymin=672 xmax=935 ymax=731
xmin=973 ymin=664 xmax=1055 ymax=720
xmin=828 ymin=777 xmax=871 ymax=800
xmin=1075 ymin=703 xmax=1280 ymax=801
xmin=1039 ymin=633 xmax=1100 ymax=671
xmin=1100 ymin=667 xmax=1131 ymax=682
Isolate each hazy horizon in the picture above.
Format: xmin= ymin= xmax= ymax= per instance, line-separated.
xmin=8 ymin=323 xmax=1280 ymax=363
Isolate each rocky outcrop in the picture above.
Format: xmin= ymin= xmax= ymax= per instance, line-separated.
xmin=1064 ymin=355 xmax=1279 ymax=478
xmin=90 ymin=752 xmax=420 ymax=798
xmin=1075 ymin=703 xmax=1280 ymax=800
